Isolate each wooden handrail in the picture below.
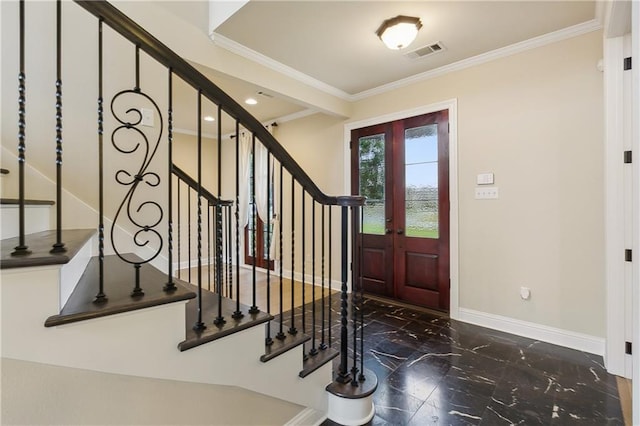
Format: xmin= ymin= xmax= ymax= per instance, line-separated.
xmin=74 ymin=0 xmax=364 ymax=208
xmin=172 ymin=164 xmax=232 ymax=207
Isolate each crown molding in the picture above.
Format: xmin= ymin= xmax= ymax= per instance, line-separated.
xmin=210 ymin=32 xmax=352 ymax=101
xmin=211 ymin=19 xmax=602 ymax=104
xmin=352 ymin=19 xmax=603 ymax=101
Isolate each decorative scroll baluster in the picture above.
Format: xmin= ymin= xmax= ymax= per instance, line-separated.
xmin=265 ymin=149 xmax=273 ymax=345
xmin=51 ymin=0 xmax=66 ymax=254
xmin=193 ymin=92 xmax=205 ymax=331
xmin=109 ymin=45 xmax=164 ymax=297
xmin=276 ymin=162 xmax=285 ymax=340
xmin=12 ymin=0 xmax=30 ymax=257
xmin=336 ymin=206 xmax=350 ymax=383
xmin=288 ymin=176 xmax=297 ymax=335
xmin=94 ymin=18 xmax=107 ymax=302
xmin=232 ymin=120 xmax=243 ymax=319
xmin=320 ymin=204 xmax=327 ymax=350
xmin=164 ymin=69 xmax=176 ymax=292
xmin=309 ymin=200 xmax=318 ymax=357
xmin=249 ymin=134 xmax=259 ymax=314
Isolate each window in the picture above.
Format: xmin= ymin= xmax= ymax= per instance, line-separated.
xmin=244 ymin=152 xmax=274 ymax=270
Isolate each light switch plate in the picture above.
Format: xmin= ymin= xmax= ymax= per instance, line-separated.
xmin=477 ymin=173 xmax=494 ymax=185
xmin=141 ymin=108 xmax=154 ymax=127
xmin=475 ymin=187 xmax=499 ymax=199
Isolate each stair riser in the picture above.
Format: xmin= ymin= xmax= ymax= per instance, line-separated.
xmin=1 ymin=268 xmax=330 ymax=412
xmin=59 ymin=234 xmax=95 ymax=309
xmin=0 ymin=205 xmax=52 ymax=240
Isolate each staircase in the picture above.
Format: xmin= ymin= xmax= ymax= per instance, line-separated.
xmin=0 ymin=1 xmax=375 ymax=425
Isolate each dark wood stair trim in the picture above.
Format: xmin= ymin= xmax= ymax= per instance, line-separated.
xmin=178 ymin=286 xmax=273 ymax=352
xmin=1 ymin=229 xmax=94 ymax=269
xmin=0 ymin=198 xmax=55 ymax=206
xmin=325 ymin=367 xmax=378 ymax=399
xmin=45 ymin=254 xmax=196 ymax=327
xmin=260 ymin=323 xmax=311 ymax=363
xmin=299 ymin=347 xmax=339 ymax=378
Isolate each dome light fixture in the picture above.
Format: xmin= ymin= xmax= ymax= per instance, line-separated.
xmin=376 ymin=15 xmax=422 ymax=50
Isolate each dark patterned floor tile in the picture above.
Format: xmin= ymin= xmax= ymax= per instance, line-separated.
xmin=373 ymin=383 xmax=425 ymax=425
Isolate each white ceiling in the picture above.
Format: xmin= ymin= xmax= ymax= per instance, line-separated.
xmin=156 ymin=0 xmax=598 ymax=126
xmin=215 ymin=1 xmax=596 ymax=95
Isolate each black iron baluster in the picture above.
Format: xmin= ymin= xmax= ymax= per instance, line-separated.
xmin=51 ymin=0 xmax=66 ymax=254
xmin=188 ymin=186 xmax=192 ymax=283
xmin=351 ymin=206 xmax=359 ymax=386
xmin=336 ymin=206 xmax=350 ymax=383
xmin=207 ymin=201 xmax=211 ymax=291
xmin=232 ymin=121 xmax=243 ymax=319
xmin=359 ymin=205 xmax=365 ymax=382
xmin=288 ymin=176 xmax=297 ymax=335
xmin=94 ymin=18 xmax=106 ymax=301
xmin=249 ymin=134 xmax=259 ymax=314
xmin=328 ymin=206 xmax=332 ymax=348
xmin=164 ymin=69 xmax=176 ymax=292
xmin=276 ymin=162 xmax=285 ymax=340
xmin=12 ymin=0 xmax=30 ymax=257
xmin=215 ymin=103 xmax=225 ymax=325
xmin=320 ymin=204 xmax=327 ymax=350
xmin=227 ymin=203 xmax=232 ymax=298
xmin=265 ymin=149 xmax=273 ymax=346
xmin=309 ymin=200 xmax=318 ymax=357
xmin=193 ymin=92 xmax=205 ymax=331
xmin=177 ymin=179 xmax=181 ymax=279
xmin=301 ymin=189 xmax=306 ymax=334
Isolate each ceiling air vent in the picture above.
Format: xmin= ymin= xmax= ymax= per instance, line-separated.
xmin=257 ymin=91 xmax=274 ymax=99
xmin=404 ymin=42 xmax=445 ymax=59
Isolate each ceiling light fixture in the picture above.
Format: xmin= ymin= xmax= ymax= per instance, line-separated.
xmin=245 ymin=98 xmax=258 ymax=105
xmin=203 ymin=115 xmax=215 ymax=122
xmin=376 ymin=15 xmax=422 ymax=50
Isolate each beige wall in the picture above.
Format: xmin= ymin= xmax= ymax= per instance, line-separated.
xmin=275 ymin=31 xmax=605 ymax=337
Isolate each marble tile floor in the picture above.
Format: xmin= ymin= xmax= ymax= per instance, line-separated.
xmin=315 ymin=297 xmax=625 ymax=426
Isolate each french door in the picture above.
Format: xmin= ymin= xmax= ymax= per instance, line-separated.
xmin=351 ymin=110 xmax=450 ymax=311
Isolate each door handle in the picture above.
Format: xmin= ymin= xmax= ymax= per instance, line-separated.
xmin=397 ymin=228 xmax=404 ymax=235
xmin=385 ymin=228 xmax=393 ymax=234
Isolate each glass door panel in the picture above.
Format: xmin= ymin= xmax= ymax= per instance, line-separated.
xmin=404 ymin=124 xmax=438 ymax=238
xmin=358 ymin=134 xmax=386 ymax=235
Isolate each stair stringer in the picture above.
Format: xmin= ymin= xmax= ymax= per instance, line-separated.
xmin=1 ymin=266 xmax=332 ymax=413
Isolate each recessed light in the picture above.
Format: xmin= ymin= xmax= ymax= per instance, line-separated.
xmin=203 ymin=115 xmax=215 ymax=122
xmin=245 ymin=98 xmax=258 ymax=105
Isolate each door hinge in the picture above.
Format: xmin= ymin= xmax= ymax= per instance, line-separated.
xmin=626 ymin=341 xmax=632 ymax=355
xmin=625 ymin=249 xmax=632 ymax=262
xmin=624 ymin=57 xmax=632 ymax=71
xmin=624 ymin=151 xmax=632 ymax=164
xmin=349 ymin=140 xmax=353 ymax=149
xmin=447 ymin=123 xmax=450 ymax=133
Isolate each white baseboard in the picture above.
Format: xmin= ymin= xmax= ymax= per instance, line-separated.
xmin=284 ymin=407 xmax=326 ymax=426
xmin=458 ymin=308 xmax=605 ymax=356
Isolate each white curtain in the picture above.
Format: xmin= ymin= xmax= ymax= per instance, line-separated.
xmin=237 ymin=131 xmax=252 ymax=229
xmin=255 ymin=124 xmax=273 ymax=223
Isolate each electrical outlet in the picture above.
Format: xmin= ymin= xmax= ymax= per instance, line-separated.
xmin=141 ymin=108 xmax=154 ymax=127
xmin=475 ymin=187 xmax=499 ymax=199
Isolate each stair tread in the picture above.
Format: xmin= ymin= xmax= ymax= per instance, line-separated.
xmin=178 ymin=284 xmax=274 ymax=352
xmin=299 ymin=346 xmax=339 ymax=378
xmin=1 ymin=229 xmax=95 ymax=269
xmin=45 ymin=254 xmax=196 ymax=327
xmin=261 ymin=323 xmax=311 ymax=363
